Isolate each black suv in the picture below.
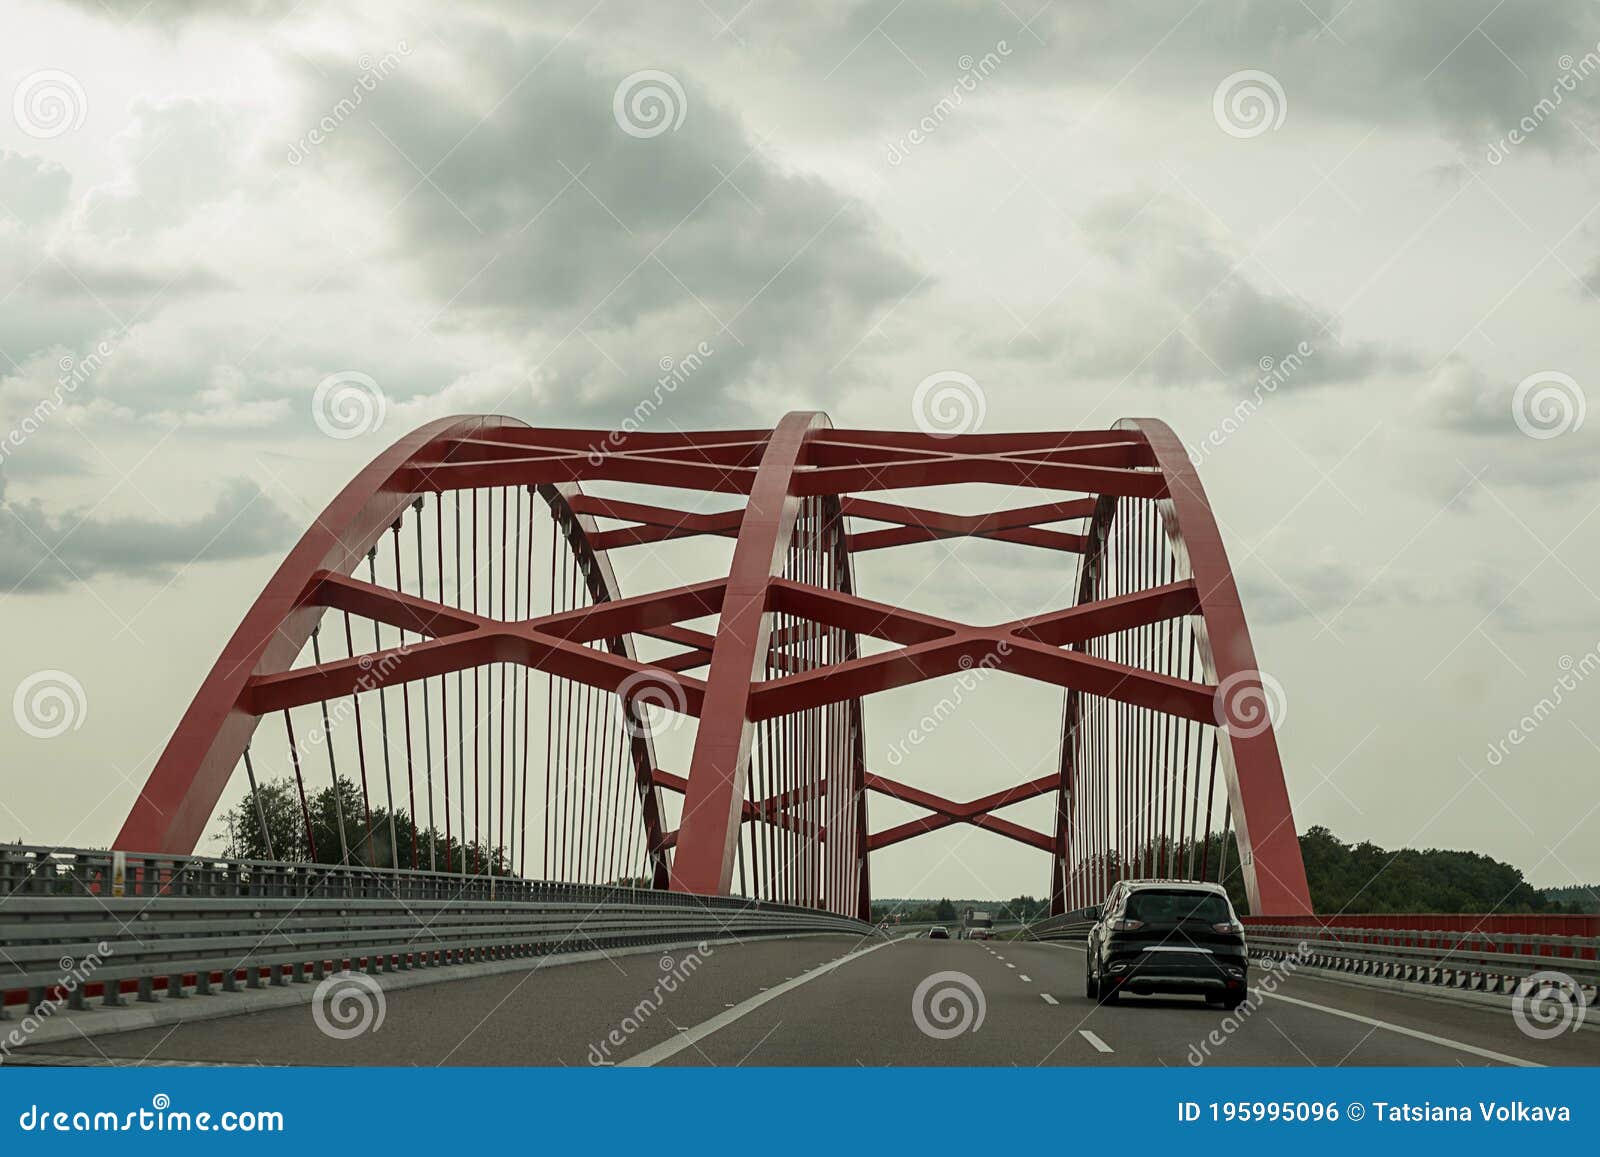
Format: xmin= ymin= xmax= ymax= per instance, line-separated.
xmin=1085 ymin=880 xmax=1248 ymax=1008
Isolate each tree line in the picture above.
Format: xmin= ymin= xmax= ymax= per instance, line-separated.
xmin=220 ymin=775 xmax=509 ymax=874
xmin=220 ymin=779 xmax=1587 ymax=916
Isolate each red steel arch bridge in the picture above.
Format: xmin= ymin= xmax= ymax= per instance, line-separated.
xmin=114 ymin=412 xmax=1313 ymax=921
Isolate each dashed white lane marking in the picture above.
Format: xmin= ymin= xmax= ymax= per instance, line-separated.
xmin=1005 ymin=963 xmax=1016 ymax=969
xmin=621 ymin=939 xmax=897 ymax=1067
xmin=1259 ymin=991 xmax=1541 ymax=1068
xmin=1079 ymin=1029 xmax=1114 ymax=1054
xmin=1019 ymin=974 xmax=1032 ymax=982
xmin=1040 ymin=993 xmax=1059 ymax=1005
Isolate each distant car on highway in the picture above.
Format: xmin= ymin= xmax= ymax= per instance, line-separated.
xmin=1084 ymin=880 xmax=1248 ymax=1009
xmin=928 ymin=925 xmax=950 ymax=939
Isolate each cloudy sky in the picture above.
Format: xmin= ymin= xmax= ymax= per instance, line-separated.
xmin=2 ymin=0 xmax=1597 ymax=901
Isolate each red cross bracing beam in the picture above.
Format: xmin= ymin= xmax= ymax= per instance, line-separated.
xmin=115 ymin=412 xmax=1313 ymax=920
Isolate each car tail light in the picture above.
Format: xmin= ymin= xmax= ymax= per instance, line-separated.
xmin=1212 ymin=920 xmax=1244 ymax=934
xmin=1109 ymin=918 xmax=1144 ymax=932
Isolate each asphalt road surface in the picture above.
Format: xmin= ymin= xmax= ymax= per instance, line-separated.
xmin=23 ymin=936 xmax=1598 ymax=1067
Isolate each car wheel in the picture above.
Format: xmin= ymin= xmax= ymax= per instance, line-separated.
xmin=1222 ymin=990 xmax=1248 ymax=1011
xmin=1085 ymin=962 xmax=1098 ymax=999
xmin=1095 ymin=974 xmax=1119 ymax=1004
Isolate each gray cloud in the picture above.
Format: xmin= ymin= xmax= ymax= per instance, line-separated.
xmin=30 ymin=259 xmax=231 ymax=301
xmin=1017 ymin=195 xmax=1402 ymax=391
xmin=286 ymin=33 xmax=924 ymax=425
xmin=82 ymin=98 xmax=247 ymax=238
xmin=0 ymin=151 xmax=70 ymax=227
xmin=71 ymin=1 xmax=1600 ymax=159
xmin=0 ymin=476 xmax=296 ymax=592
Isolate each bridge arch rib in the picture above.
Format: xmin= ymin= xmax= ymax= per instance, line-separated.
xmin=116 ymin=415 xmax=673 ymax=886
xmin=115 ymin=411 xmax=1310 ymax=918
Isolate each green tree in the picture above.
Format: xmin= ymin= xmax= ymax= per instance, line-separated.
xmin=222 ymin=775 xmax=509 ymax=875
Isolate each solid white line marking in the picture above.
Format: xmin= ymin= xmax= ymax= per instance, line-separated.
xmin=1080 ymin=1029 xmax=1113 ymax=1053
xmin=619 ymin=938 xmax=897 ymax=1067
xmin=1040 ymin=993 xmax=1059 ymax=1005
xmin=1260 ymin=991 xmax=1541 ymax=1068
xmin=1019 ymin=974 xmax=1032 ymax=982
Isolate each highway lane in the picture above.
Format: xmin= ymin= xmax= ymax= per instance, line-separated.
xmin=21 ymin=936 xmax=1597 ymax=1067
xmin=25 ymin=935 xmax=874 ymax=1067
xmin=649 ymin=939 xmax=1598 ymax=1067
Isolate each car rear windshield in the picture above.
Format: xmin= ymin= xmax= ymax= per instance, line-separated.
xmin=1123 ymin=889 xmax=1232 ymax=924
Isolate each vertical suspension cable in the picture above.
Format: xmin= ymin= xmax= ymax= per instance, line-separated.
xmin=544 ymin=517 xmax=557 ymax=879
xmin=1199 ymin=732 xmax=1220 ymax=881
xmin=471 ymin=488 xmax=481 ymax=874
xmin=393 ymin=524 xmax=420 ymax=871
xmin=367 ymin=549 xmax=400 ymax=869
xmin=437 ymin=492 xmax=452 ymax=873
xmin=509 ymin=485 xmax=523 ymax=877
xmin=413 ymin=497 xmax=437 ymax=872
xmin=495 ymin=486 xmax=507 ymax=876
xmin=342 ymin=612 xmax=375 ymax=863
xmin=455 ymin=489 xmax=467 ymax=874
xmin=309 ymin=627 xmax=349 ymax=865
xmin=1216 ymin=802 xmax=1234 ymax=900
xmin=242 ymin=746 xmax=275 ymax=861
xmin=283 ymin=710 xmax=318 ymax=862
xmin=520 ymin=487 xmax=536 ymax=878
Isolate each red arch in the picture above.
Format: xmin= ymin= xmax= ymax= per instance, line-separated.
xmin=114 ymin=415 xmax=669 ymax=870
xmin=1053 ymin=419 xmax=1310 ymax=916
xmin=669 ymin=411 xmax=830 ymax=897
xmin=1129 ymin=418 xmax=1309 ymax=916
xmin=116 ymin=411 xmax=1309 ymax=918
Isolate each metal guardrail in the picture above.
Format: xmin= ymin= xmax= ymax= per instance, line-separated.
xmin=1248 ymin=923 xmax=1600 ymax=1003
xmin=1025 ymin=906 xmax=1598 ymax=1007
xmin=0 ymin=846 xmax=875 ymax=1017
xmin=1023 ymin=907 xmax=1099 ymax=941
